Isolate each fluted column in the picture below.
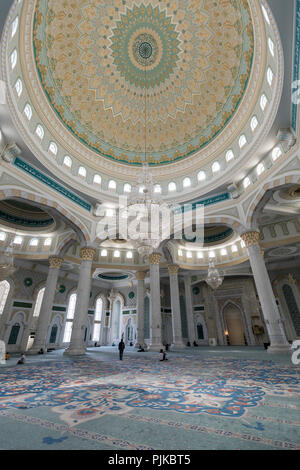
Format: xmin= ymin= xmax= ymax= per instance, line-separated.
xmin=184 ymin=276 xmax=195 ymax=344
xmin=135 ymin=271 xmax=147 ymax=347
xmin=30 ymin=256 xmax=63 ymax=353
xmin=64 ymin=247 xmax=96 ymax=356
xmin=168 ymin=265 xmax=185 ymax=348
xmin=241 ymin=231 xmax=290 ymax=354
xmin=149 ymin=253 xmax=163 ymax=350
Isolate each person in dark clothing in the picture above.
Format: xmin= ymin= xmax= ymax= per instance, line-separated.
xmin=159 ymin=349 xmax=168 ymax=361
xmin=118 ymin=339 xmax=125 ymax=360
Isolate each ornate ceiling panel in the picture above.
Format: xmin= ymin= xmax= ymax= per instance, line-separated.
xmin=33 ymin=0 xmax=253 ymax=165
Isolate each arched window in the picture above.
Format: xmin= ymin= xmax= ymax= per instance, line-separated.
xmin=212 ymin=162 xmax=220 ymax=173
xmin=13 ymin=235 xmax=23 ymax=245
xmin=183 ymin=177 xmax=191 ymax=188
xmin=78 ymin=166 xmax=86 ymax=178
xmin=24 ymin=103 xmax=32 ymax=120
xmin=272 ymin=146 xmax=282 ymax=161
xmin=197 ymin=171 xmax=206 ymax=182
xmin=108 ymin=180 xmax=116 ymax=190
xmin=168 ymin=182 xmax=176 ymax=192
xmin=93 ymin=174 xmax=101 ymax=185
xmin=261 ymin=4 xmax=270 ymax=24
xmin=35 ymin=124 xmax=44 ymax=140
xmin=154 ymin=184 xmax=162 ymax=193
xmin=243 ymin=176 xmax=251 ymax=188
xmin=0 ymin=232 xmax=7 ymax=241
xmin=282 ymin=284 xmax=300 ymax=336
xmin=11 ymin=17 xmax=19 ymax=38
xmin=260 ymin=94 xmax=268 ymax=111
xmin=29 ymin=238 xmax=39 ymax=247
xmin=123 ymin=183 xmax=131 ymax=193
xmin=257 ymin=163 xmax=265 ymax=176
xmin=8 ymin=323 xmax=20 ymax=345
xmin=250 ymin=116 xmax=258 ymax=132
xmin=0 ymin=280 xmax=10 ymax=316
xmin=10 ymin=49 xmax=17 ymax=70
xmin=33 ymin=287 xmax=45 ymax=317
xmin=63 ymin=156 xmax=72 ymax=168
xmin=48 ymin=142 xmax=57 ymax=155
xmin=63 ymin=293 xmax=77 ymax=343
xmin=94 ymin=297 xmax=103 ymax=322
xmin=267 ymin=67 xmax=274 ymax=86
xmin=15 ymin=78 xmax=22 ymax=97
xmin=126 ymin=251 xmax=133 ymax=259
xmin=268 ymin=37 xmax=275 ymax=56
xmin=101 ymin=249 xmax=107 ymax=257
xmin=239 ymin=135 xmax=247 ymax=148
xmin=44 ymin=238 xmax=52 ymax=247
xmin=67 ymin=293 xmax=77 ymax=320
xmin=226 ymin=150 xmax=234 ymax=162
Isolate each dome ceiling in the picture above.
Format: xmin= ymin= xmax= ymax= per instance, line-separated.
xmin=33 ymin=0 xmax=254 ymax=166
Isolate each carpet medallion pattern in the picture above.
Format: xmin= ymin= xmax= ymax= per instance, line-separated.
xmin=0 ymin=350 xmax=299 ymax=449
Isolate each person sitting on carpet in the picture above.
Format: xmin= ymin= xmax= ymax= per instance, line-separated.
xmin=38 ymin=348 xmax=44 ymax=354
xmin=137 ymin=344 xmax=145 ymax=352
xmin=17 ymin=353 xmax=25 ymax=364
xmin=159 ymin=349 xmax=168 ymax=361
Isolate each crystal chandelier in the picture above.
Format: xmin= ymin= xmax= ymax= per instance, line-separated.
xmin=0 ymin=237 xmax=16 ymax=280
xmin=123 ymin=54 xmax=165 ymax=258
xmin=205 ymin=258 xmax=223 ymax=290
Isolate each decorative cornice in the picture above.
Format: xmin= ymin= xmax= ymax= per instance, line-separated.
xmin=149 ymin=253 xmax=161 ymax=265
xmin=240 ymin=231 xmax=260 ymax=247
xmin=48 ymin=256 xmax=63 ymax=269
xmin=80 ymin=247 xmax=96 ymax=261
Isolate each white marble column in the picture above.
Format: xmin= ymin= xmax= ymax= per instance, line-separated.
xmin=168 ymin=265 xmax=185 ymax=348
xmin=135 ymin=271 xmax=146 ymax=348
xmin=241 ymin=231 xmax=290 ymax=354
xmin=149 ymin=253 xmax=163 ymax=351
xmin=184 ymin=276 xmax=196 ymax=344
xmin=30 ymin=256 xmax=63 ymax=354
xmin=64 ymin=247 xmax=96 ymax=356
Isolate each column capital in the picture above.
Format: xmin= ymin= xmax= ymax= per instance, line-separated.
xmin=80 ymin=247 xmax=96 ymax=261
xmin=168 ymin=264 xmax=179 ymax=275
xmin=48 ymin=256 xmax=63 ymax=269
xmin=136 ymin=271 xmax=147 ymax=281
xmin=149 ymin=252 xmax=161 ymax=265
xmin=240 ymin=231 xmax=260 ymax=248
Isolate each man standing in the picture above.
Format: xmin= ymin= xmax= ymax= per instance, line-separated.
xmin=118 ymin=339 xmax=125 ymax=360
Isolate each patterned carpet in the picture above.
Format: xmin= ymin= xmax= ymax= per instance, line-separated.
xmin=0 ymin=347 xmax=299 ymax=450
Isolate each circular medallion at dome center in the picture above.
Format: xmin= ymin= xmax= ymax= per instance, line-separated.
xmin=139 ymin=41 xmax=153 ymax=60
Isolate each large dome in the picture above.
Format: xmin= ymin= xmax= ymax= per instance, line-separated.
xmin=33 ymin=0 xmax=254 ymax=165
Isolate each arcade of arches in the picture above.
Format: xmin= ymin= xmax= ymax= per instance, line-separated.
xmin=0 ymin=0 xmax=299 ymax=452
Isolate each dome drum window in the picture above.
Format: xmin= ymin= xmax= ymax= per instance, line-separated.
xmin=35 ymin=124 xmax=44 ymax=140
xmin=63 ymin=156 xmax=72 ymax=168
xmin=24 ymin=103 xmax=32 ymax=120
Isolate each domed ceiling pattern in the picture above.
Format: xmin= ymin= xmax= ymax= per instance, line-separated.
xmin=33 ymin=0 xmax=254 ymax=165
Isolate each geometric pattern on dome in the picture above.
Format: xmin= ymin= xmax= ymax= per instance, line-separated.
xmin=33 ymin=0 xmax=254 ymax=165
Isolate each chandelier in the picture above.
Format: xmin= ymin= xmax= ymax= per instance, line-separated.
xmin=123 ymin=51 xmax=166 ymax=258
xmin=205 ymin=259 xmax=224 ymax=290
xmin=0 ymin=237 xmax=16 ymax=280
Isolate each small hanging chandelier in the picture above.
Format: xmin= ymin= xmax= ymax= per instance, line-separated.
xmin=205 ymin=258 xmax=223 ymax=290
